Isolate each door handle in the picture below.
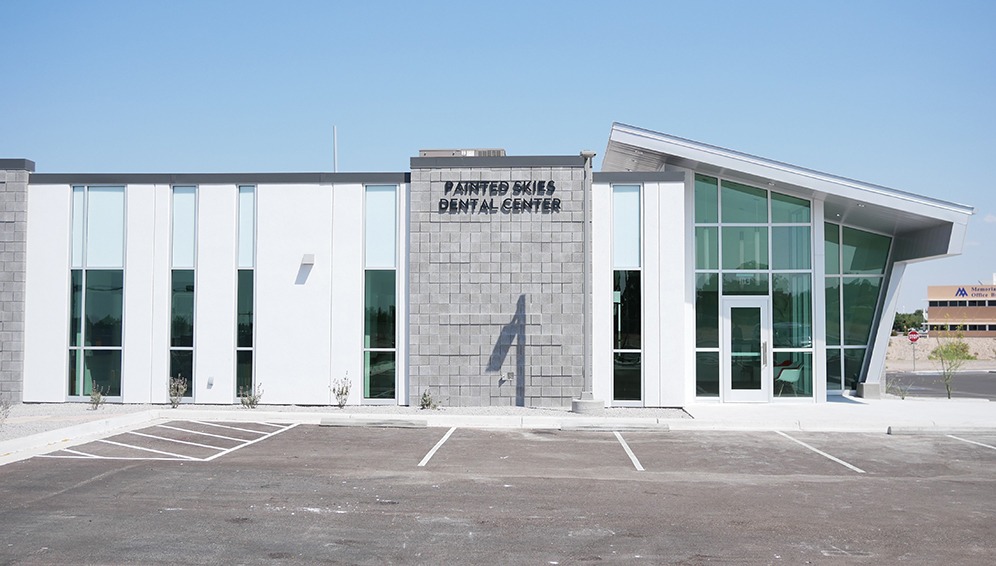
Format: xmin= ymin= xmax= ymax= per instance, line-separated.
xmin=761 ymin=342 xmax=767 ymax=367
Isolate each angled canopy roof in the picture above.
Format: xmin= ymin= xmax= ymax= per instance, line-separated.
xmin=603 ymin=122 xmax=974 ymax=262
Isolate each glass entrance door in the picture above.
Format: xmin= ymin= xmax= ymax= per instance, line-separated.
xmin=722 ymin=297 xmax=771 ymax=402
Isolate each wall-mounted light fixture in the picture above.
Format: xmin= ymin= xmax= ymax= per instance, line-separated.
xmin=302 ymin=254 xmax=315 ymax=265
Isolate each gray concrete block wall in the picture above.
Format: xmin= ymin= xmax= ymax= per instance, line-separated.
xmin=408 ymin=162 xmax=585 ymax=407
xmin=0 ymin=168 xmax=29 ymax=403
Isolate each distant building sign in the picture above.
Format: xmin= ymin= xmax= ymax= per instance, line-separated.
xmin=436 ymin=180 xmax=562 ymax=215
xmin=928 ymin=285 xmax=996 ymax=300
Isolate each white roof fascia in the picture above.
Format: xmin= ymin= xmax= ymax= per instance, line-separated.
xmin=609 ymin=123 xmax=974 ymax=224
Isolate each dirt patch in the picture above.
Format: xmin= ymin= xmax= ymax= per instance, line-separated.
xmin=885 ymin=336 xmax=996 ymax=362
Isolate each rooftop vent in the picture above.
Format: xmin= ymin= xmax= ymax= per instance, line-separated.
xmin=419 ymin=148 xmax=506 ymax=158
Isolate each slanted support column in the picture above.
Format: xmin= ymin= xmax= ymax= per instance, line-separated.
xmin=0 ymin=159 xmax=34 ymax=405
xmin=859 ymin=261 xmax=907 ymax=398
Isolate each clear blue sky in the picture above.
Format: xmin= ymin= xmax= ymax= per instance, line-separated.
xmin=2 ymin=0 xmax=994 ymax=311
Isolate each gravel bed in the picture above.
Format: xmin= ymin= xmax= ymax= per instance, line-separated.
xmin=0 ymin=402 xmax=689 ymax=442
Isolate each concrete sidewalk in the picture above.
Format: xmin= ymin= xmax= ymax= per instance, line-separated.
xmin=1 ymin=396 xmax=994 ymax=466
xmin=885 ymin=359 xmax=996 ymax=372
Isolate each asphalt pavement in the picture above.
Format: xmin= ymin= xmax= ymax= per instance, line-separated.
xmin=1 ymin=424 xmax=993 ymax=564
xmin=886 ymin=370 xmax=996 ymax=400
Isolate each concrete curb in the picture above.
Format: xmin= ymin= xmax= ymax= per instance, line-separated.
xmin=561 ymin=420 xmax=669 ymax=432
xmin=320 ymin=416 xmax=429 ymax=428
xmin=887 ymin=426 xmax=996 ymax=435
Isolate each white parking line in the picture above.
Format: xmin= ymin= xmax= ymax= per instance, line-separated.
xmin=189 ymin=421 xmax=271 ymax=435
xmin=97 ymin=439 xmax=198 ymax=460
xmin=41 ymin=455 xmax=188 ymax=461
xmin=36 ymin=421 xmax=298 ymax=463
xmin=947 ymin=435 xmax=996 ymax=451
xmin=613 ymin=431 xmax=645 ymax=471
xmin=202 ymin=423 xmax=299 ymax=461
xmin=63 ymin=448 xmax=98 ymax=458
xmin=154 ymin=424 xmax=245 ymax=442
xmin=775 ymin=431 xmax=866 ymax=474
xmin=418 ymin=427 xmax=457 ymax=467
xmin=126 ymin=431 xmax=226 ymax=451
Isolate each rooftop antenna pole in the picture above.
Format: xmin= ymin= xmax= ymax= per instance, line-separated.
xmin=332 ymin=126 xmax=339 ymax=173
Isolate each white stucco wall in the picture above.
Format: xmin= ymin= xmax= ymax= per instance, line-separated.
xmin=648 ymin=180 xmax=687 ymax=406
xmin=193 ymin=185 xmax=238 ymax=403
xmin=121 ymin=184 xmax=156 ymax=403
xmin=592 ymin=179 xmax=687 ymax=408
xmin=255 ymin=183 xmax=334 ymax=404
xmin=23 ymin=184 xmax=71 ymax=402
xmin=330 ymin=183 xmax=364 ymax=405
xmin=591 ymin=183 xmax=613 ymax=404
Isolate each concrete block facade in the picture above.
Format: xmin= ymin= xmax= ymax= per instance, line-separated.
xmin=0 ymin=161 xmax=31 ymax=403
xmin=408 ymin=158 xmax=586 ymax=407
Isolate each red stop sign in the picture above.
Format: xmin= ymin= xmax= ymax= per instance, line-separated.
xmin=908 ymin=329 xmax=920 ymax=343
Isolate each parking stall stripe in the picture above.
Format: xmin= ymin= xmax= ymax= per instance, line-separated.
xmin=775 ymin=431 xmax=866 ymax=474
xmin=418 ymin=427 xmax=457 ymax=467
xmin=613 ymin=431 xmax=645 ymax=471
xmin=188 ymin=421 xmax=272 ymax=435
xmin=202 ymin=423 xmax=299 ymax=462
xmin=63 ymin=448 xmax=98 ymax=458
xmin=947 ymin=435 xmax=996 ymax=451
xmin=97 ymin=439 xmax=199 ymax=460
xmin=155 ymin=424 xmax=246 ymax=442
xmin=126 ymin=431 xmax=227 ymax=451
xmin=39 ymin=455 xmax=188 ymax=461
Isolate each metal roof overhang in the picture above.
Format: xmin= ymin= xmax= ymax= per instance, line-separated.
xmin=603 ymin=123 xmax=974 ymax=263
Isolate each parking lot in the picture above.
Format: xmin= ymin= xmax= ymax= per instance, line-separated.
xmin=1 ymin=422 xmax=994 ymax=564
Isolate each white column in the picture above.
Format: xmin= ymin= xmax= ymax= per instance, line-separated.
xmin=193 ymin=185 xmax=238 ymax=404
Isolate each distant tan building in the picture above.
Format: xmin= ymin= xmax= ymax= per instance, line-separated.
xmin=927 ymin=285 xmax=996 ymax=337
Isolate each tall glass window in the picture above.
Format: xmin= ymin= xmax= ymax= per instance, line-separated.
xmin=170 ymin=186 xmax=196 ymax=398
xmin=694 ymin=175 xmax=721 ymax=396
xmin=824 ymin=223 xmax=891 ymax=391
xmin=612 ymin=185 xmax=641 ymax=402
xmin=693 ymin=175 xmax=814 ymax=398
xmin=236 ymin=186 xmax=255 ymax=397
xmin=69 ymin=186 xmax=125 ymax=398
xmin=364 ymin=185 xmax=397 ymax=400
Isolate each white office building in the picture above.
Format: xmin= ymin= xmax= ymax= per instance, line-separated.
xmin=0 ymin=123 xmax=972 ymax=407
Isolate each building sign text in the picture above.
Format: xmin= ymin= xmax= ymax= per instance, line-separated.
xmin=437 ymin=180 xmax=562 ymax=215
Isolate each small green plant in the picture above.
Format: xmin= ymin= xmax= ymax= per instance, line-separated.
xmin=238 ymin=382 xmax=263 ymax=409
xmin=929 ymin=328 xmax=975 ymax=399
xmin=928 ymin=341 xmax=975 ymax=362
xmin=887 ymin=374 xmax=913 ymax=400
xmin=89 ymin=385 xmax=106 ymax=410
xmin=419 ymin=389 xmax=437 ymax=410
xmin=169 ymin=375 xmax=188 ymax=408
xmin=331 ymin=372 xmax=350 ymax=409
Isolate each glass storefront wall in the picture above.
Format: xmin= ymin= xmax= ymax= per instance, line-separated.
xmin=363 ymin=185 xmax=398 ymax=401
xmin=824 ymin=223 xmax=891 ymax=391
xmin=170 ymin=186 xmax=196 ymax=399
xmin=613 ymin=270 xmax=641 ymax=401
xmin=170 ymin=269 xmax=195 ymax=397
xmin=68 ymin=186 xmax=125 ymax=397
xmin=364 ymin=269 xmax=396 ymax=399
xmin=694 ymin=174 xmax=814 ymax=399
xmin=236 ymin=185 xmax=255 ymax=397
xmin=612 ymin=185 xmax=642 ymax=403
